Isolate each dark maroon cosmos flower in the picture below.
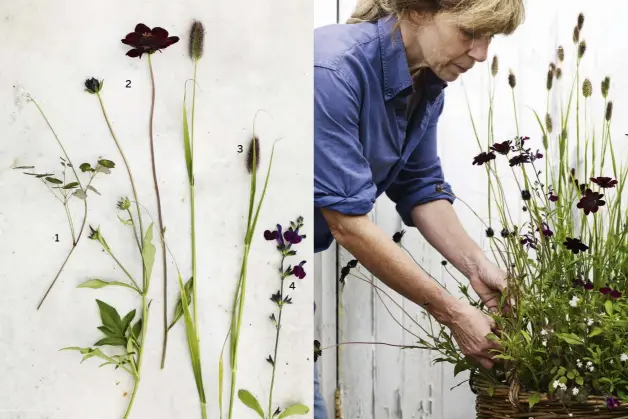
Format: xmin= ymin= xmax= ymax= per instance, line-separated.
xmin=121 ymin=23 xmax=180 ymax=58
xmin=509 ymin=154 xmax=530 ymax=167
xmin=472 ymin=151 xmax=496 ymax=166
xmin=490 ymin=140 xmax=511 ymax=155
xmin=584 ymin=281 xmax=594 ymax=290
xmin=572 ymin=277 xmax=584 ymax=288
xmin=577 ymin=188 xmax=605 ymax=215
xmin=563 ymin=237 xmax=589 ymax=254
xmin=521 ymin=190 xmax=531 ymax=200
xmin=590 ymin=176 xmax=617 ymax=188
xmin=392 ymin=230 xmax=406 ymax=243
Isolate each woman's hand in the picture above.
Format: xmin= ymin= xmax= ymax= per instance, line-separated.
xmin=446 ymin=300 xmax=500 ymax=369
xmin=468 ymin=260 xmax=509 ymax=312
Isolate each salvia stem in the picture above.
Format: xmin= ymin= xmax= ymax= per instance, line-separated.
xmin=267 ymin=253 xmax=286 ymax=418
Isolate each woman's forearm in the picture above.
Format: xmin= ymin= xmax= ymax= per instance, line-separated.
xmin=320 ymin=207 xmax=461 ymax=326
xmin=410 ymin=200 xmax=485 ymax=280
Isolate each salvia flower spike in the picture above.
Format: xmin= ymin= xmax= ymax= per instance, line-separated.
xmin=188 ymin=20 xmax=205 ymax=61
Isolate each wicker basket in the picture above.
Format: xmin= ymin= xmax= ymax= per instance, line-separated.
xmin=471 ymin=374 xmax=628 ymax=418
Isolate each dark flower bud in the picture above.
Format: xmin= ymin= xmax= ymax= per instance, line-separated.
xmin=347 ymin=259 xmax=358 ymax=268
xmin=547 ymin=69 xmax=554 ymax=91
xmin=522 ymin=206 xmax=528 ymax=212
xmin=545 ymin=113 xmax=553 ymax=134
xmin=84 ymin=77 xmax=103 ymax=94
xmin=601 ymin=76 xmax=610 ymax=98
xmin=578 ymin=40 xmax=586 ymax=59
xmin=188 ymin=20 xmax=205 ymax=61
xmin=491 ymin=55 xmax=499 ymax=77
xmin=392 ymin=230 xmax=406 ymax=243
xmin=117 ymin=197 xmax=131 ymax=210
xmin=246 ymin=136 xmax=260 ymax=173
xmin=573 ymin=26 xmax=580 ymax=44
xmin=521 ymin=190 xmax=531 ymax=200
xmin=557 ymin=46 xmax=564 ymax=62
xmin=441 ymin=260 xmax=447 ymax=266
xmin=485 ymin=227 xmax=494 ymax=238
xmin=577 ymin=12 xmax=584 ymax=31
xmin=508 ymin=70 xmax=516 ymax=88
xmin=606 ymin=101 xmax=613 ymax=121
xmin=88 ymin=225 xmax=101 ymax=240
xmin=582 ymin=79 xmax=592 ymax=98
xmin=500 ymin=228 xmax=509 ymax=238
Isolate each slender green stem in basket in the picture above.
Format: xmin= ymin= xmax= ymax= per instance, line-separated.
xmin=267 ymin=254 xmax=286 ymax=418
xmin=29 ymin=98 xmax=88 ymax=310
xmin=146 ymin=54 xmax=169 ymax=365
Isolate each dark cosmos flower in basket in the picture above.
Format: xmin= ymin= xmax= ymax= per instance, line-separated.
xmin=121 ymin=23 xmax=180 ymax=58
xmin=563 ymin=237 xmax=589 ymax=254
xmin=472 ymin=151 xmax=496 ymax=166
xmin=590 ymin=176 xmax=618 ymax=188
xmin=577 ymin=188 xmax=605 ymax=215
xmin=489 ymin=140 xmax=511 ymax=155
xmin=392 ymin=230 xmax=406 ymax=243
xmin=600 ymin=285 xmax=622 ymax=299
xmin=606 ymin=396 xmax=621 ymax=410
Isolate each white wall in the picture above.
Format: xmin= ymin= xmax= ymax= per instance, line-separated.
xmin=0 ymin=1 xmax=313 ymax=418
xmin=315 ymin=0 xmax=628 ymax=418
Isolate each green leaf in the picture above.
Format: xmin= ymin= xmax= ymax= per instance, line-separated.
xmin=453 ymin=361 xmax=467 ymax=377
xmin=78 ymin=279 xmax=138 ymax=293
xmin=182 ymin=96 xmax=193 ymax=184
xmin=94 ymin=337 xmax=127 ymax=347
xmin=278 ymin=404 xmax=310 ymax=418
xmin=589 ymin=327 xmax=604 ymax=338
xmin=45 ymin=177 xmax=63 ymax=184
xmin=63 ymin=182 xmax=79 ymax=189
xmin=97 ymin=326 xmax=120 ymax=338
xmin=131 ymin=319 xmax=142 ymax=341
xmin=606 ymin=300 xmax=613 ymax=316
xmin=79 ymin=163 xmax=93 ymax=172
xmin=117 ymin=215 xmax=133 ymax=226
xmin=96 ymin=299 xmax=123 ymax=335
xmin=34 ymin=173 xmax=54 ymax=178
xmin=488 ymin=385 xmax=495 ymax=397
xmin=168 ymin=277 xmax=194 ymax=331
xmin=556 ymin=333 xmax=584 ymax=345
xmin=486 ymin=333 xmax=498 ymax=341
xmin=98 ymin=159 xmax=115 ymax=169
xmin=142 ymin=224 xmax=156 ymax=287
xmin=87 ymin=185 xmax=101 ymax=195
xmin=567 ymin=371 xmax=575 ymax=379
xmin=521 ymin=330 xmax=531 ymax=344
xmin=121 ymin=310 xmax=136 ymax=334
xmin=73 ymin=189 xmax=87 ymax=199
xmin=576 ymin=376 xmax=584 ymax=386
xmin=96 ymin=166 xmax=111 ymax=174
xmin=237 ymin=389 xmax=264 ymax=418
xmin=528 ymin=392 xmax=541 ymax=408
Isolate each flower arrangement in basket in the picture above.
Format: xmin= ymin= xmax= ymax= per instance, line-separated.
xmin=439 ymin=12 xmax=628 ymax=418
xmin=331 ymin=12 xmax=628 ymax=419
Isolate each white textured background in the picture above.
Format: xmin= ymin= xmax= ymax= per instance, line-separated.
xmin=0 ymin=1 xmax=313 ymax=418
xmin=315 ymin=0 xmax=628 ymax=418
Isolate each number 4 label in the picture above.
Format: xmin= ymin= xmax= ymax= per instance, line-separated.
xmin=289 ymin=282 xmax=296 ymax=290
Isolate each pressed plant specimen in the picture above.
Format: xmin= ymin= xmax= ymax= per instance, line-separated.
xmin=13 ymin=95 xmax=114 ymax=310
xmin=160 ymin=19 xmax=208 ymax=419
xmin=61 ymin=77 xmax=158 ymax=419
xmin=220 ymin=122 xmax=281 ymax=419
xmin=237 ymin=216 xmax=310 ymax=419
xmin=121 ymin=23 xmax=180 ymax=359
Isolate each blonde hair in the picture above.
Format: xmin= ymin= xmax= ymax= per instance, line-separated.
xmin=347 ymin=0 xmax=525 ymax=36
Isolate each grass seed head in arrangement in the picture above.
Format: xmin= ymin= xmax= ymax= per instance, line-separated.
xmin=491 ymin=55 xmax=499 ymax=77
xmin=246 ymin=136 xmax=261 ymax=173
xmin=188 ymin=20 xmax=205 ymax=61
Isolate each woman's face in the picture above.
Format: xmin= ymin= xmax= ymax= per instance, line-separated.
xmin=401 ymin=11 xmax=494 ymax=82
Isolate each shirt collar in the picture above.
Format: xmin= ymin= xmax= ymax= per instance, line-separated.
xmin=377 ymin=15 xmax=447 ymax=101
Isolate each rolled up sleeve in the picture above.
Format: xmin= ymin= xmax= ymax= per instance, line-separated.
xmin=314 ymin=66 xmax=376 ymax=215
xmin=385 ymin=94 xmax=455 ymax=227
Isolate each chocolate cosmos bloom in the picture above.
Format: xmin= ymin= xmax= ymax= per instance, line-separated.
xmin=606 ymin=397 xmax=621 ymax=409
xmin=509 ymin=154 xmax=530 ymax=167
xmin=472 ymin=151 xmax=496 ymax=166
xmin=563 ymin=237 xmax=589 ymax=254
xmin=590 ymin=176 xmax=618 ymax=188
xmin=121 ymin=23 xmax=179 ymax=58
xmin=490 ymin=140 xmax=511 ymax=155
xmin=577 ymin=188 xmax=605 ymax=215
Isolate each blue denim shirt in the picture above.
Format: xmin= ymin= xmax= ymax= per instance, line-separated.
xmin=314 ymin=15 xmax=455 ymax=253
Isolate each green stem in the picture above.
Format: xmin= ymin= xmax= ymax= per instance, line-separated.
xmin=29 ymin=98 xmax=88 ymax=310
xmin=105 ymin=247 xmax=141 ymax=291
xmin=95 ymin=92 xmax=144 ymax=245
xmin=191 ymin=59 xmax=199 ymax=337
xmin=123 ymin=378 xmax=139 ymax=419
xmin=267 ymin=254 xmax=286 ymax=418
xmin=62 ymin=202 xmax=77 ymax=244
xmin=146 ymin=54 xmax=169 ymax=360
xmin=123 ymin=295 xmax=149 ymax=419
